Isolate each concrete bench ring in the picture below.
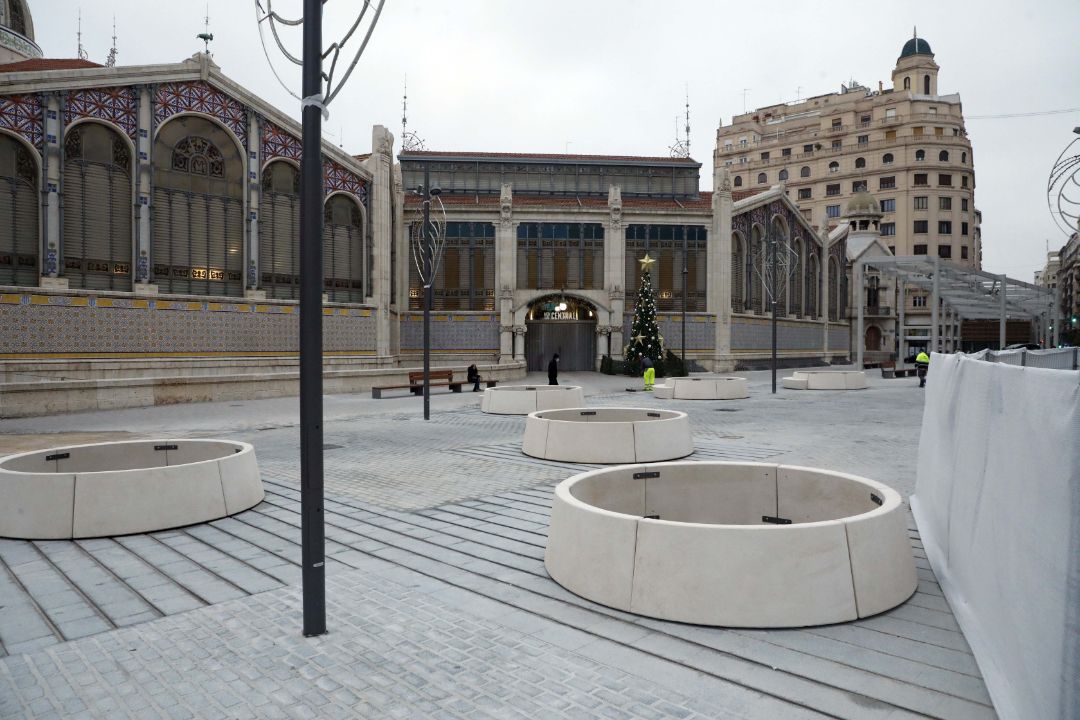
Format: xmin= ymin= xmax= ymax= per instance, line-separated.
xmin=522 ymin=408 xmax=693 ymax=464
xmin=481 ymin=385 xmax=585 ymax=415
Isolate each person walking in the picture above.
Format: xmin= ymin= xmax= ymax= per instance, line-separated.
xmin=641 ymin=355 xmax=655 ymax=391
xmin=915 ymin=350 xmax=930 ymax=388
xmin=467 ymin=364 xmax=481 ymax=392
xmin=547 ymin=353 xmax=559 ymax=385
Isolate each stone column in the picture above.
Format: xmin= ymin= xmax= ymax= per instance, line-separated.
xmin=39 ymin=92 xmax=64 ymax=287
xmin=133 ymin=85 xmax=155 ymax=292
xmin=496 ymin=184 xmax=516 ymax=364
xmin=820 ymin=227 xmax=831 ymax=357
xmin=606 ymin=185 xmax=625 ymax=358
xmin=243 ymin=112 xmax=262 ymax=298
xmin=710 ymin=166 xmax=733 ymax=361
xmin=595 ymin=325 xmax=612 ymax=369
xmin=369 ymin=125 xmax=395 ymax=357
xmin=512 ymin=324 xmax=527 ymax=362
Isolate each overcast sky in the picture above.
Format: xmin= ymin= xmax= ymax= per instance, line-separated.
xmin=30 ymin=0 xmax=1080 ymax=281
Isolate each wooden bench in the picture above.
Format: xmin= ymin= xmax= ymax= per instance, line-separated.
xmin=371 ymin=370 xmax=497 ymax=399
xmin=880 ymin=361 xmax=917 ymax=379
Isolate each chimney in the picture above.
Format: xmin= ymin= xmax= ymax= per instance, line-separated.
xmin=878 ymin=80 xmax=883 ymax=92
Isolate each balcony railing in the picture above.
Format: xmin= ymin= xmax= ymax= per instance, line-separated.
xmin=863 ymin=305 xmax=893 ymax=317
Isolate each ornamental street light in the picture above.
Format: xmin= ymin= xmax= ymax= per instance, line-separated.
xmin=411 ymin=165 xmax=446 ymax=420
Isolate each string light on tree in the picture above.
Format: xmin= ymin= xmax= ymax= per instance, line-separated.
xmin=624 ymin=253 xmax=665 ymax=372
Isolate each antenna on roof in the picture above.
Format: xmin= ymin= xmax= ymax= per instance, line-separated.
xmin=197 ymin=4 xmax=214 ymax=56
xmin=105 ymin=16 xmax=118 ymax=68
xmin=76 ymin=8 xmax=88 ymax=61
xmin=669 ymin=86 xmax=691 ymax=159
xmin=400 ymin=75 xmax=426 ymax=152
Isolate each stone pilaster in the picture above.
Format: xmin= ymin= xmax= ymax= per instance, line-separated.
xmin=606 ymin=185 xmax=625 ymax=358
xmin=497 ymin=183 xmax=516 ymax=364
xmin=820 ymin=226 xmax=831 ymax=356
xmin=40 ymin=92 xmax=62 ymax=284
xmin=711 ymin=165 xmax=733 ymax=360
xmin=369 ymin=125 xmax=395 ymax=357
xmin=244 ymin=112 xmax=261 ymax=295
xmin=134 ymin=85 xmax=155 ymax=289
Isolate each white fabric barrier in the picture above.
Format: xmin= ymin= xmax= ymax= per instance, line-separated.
xmin=910 ymin=353 xmax=1080 ymax=720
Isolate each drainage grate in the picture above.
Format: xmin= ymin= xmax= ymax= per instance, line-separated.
xmin=713 ymin=408 xmax=740 ymax=412
xmin=323 ymin=444 xmax=344 ymax=450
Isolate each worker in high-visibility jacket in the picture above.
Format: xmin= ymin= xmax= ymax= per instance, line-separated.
xmin=915 ymin=350 xmax=930 ymax=388
xmin=642 ymin=355 xmax=655 ymax=391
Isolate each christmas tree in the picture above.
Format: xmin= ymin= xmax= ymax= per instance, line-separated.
xmin=624 ymin=253 xmax=665 ymax=373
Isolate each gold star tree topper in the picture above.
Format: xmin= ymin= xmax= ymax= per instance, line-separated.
xmin=638 ymin=253 xmax=656 ymax=273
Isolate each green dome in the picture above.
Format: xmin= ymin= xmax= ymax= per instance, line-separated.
xmin=899 ymin=37 xmax=933 ymax=59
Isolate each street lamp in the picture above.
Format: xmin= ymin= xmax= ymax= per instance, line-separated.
xmin=412 ymin=164 xmax=446 ymax=420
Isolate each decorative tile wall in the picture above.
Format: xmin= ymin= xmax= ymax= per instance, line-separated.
xmin=65 ymin=87 xmax=138 ymax=139
xmin=155 ymin=81 xmax=248 ymax=147
xmin=731 ymin=318 xmax=825 ymax=352
xmin=399 ymin=313 xmax=499 ymax=352
xmin=0 ymin=93 xmax=42 ymax=149
xmin=621 ymin=313 xmax=715 ymax=353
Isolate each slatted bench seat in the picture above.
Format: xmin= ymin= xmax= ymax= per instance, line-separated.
xmin=880 ymin=361 xmax=917 ymax=379
xmin=371 ymin=370 xmax=497 ymax=399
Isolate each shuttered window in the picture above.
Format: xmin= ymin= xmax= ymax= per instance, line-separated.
xmin=516 ymin=223 xmax=604 ymax=291
xmin=625 ymin=225 xmax=707 ymax=312
xmin=62 ymin=124 xmax=132 ymax=291
xmin=730 ymin=234 xmax=744 ymax=310
xmin=323 ymin=194 xmax=366 ymax=303
xmin=0 ymin=135 xmax=38 ymax=287
xmin=259 ymin=162 xmax=299 ymax=299
xmin=410 ymin=222 xmax=495 ymax=310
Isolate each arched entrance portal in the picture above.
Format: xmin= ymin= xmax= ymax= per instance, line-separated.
xmin=525 ymin=295 xmax=597 ymax=372
xmin=865 ymin=325 xmax=882 ymax=352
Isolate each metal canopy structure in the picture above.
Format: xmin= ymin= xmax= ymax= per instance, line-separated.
xmin=853 ymin=255 xmax=1059 ymax=367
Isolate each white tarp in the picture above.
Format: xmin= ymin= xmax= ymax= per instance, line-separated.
xmin=911 ymin=353 xmax=1080 ymax=720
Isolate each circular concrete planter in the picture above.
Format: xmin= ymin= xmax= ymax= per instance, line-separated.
xmin=653 ymin=376 xmax=749 ymax=400
xmin=782 ymin=370 xmax=868 ymax=390
xmin=545 ymin=461 xmax=917 ymax=627
xmin=523 ymin=408 xmax=693 ymax=464
xmin=0 ymin=439 xmax=263 ymax=540
xmin=481 ymin=385 xmax=585 ymax=415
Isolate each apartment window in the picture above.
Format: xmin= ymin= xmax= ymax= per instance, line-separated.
xmin=733 ymin=175 xmax=743 ymax=187
xmin=831 ymin=139 xmax=842 ymax=149
xmin=913 ymin=126 xmax=924 ymax=137
xmin=881 ymin=222 xmax=896 ymax=236
xmin=885 ymin=107 xmax=896 ymax=119
xmin=924 ymin=75 xmax=931 ymax=94
xmin=939 ymin=174 xmax=952 ymax=186
xmin=961 ymin=246 xmax=969 ymax=260
xmin=831 ymin=119 xmax=842 ymax=130
xmin=915 ymin=149 xmax=926 ymax=161
xmin=855 ymin=157 xmax=866 ymax=169
xmin=800 ymin=166 xmax=811 ymax=178
xmin=934 ymin=127 xmax=944 ymax=136
xmin=724 ymin=141 xmax=733 ymax=150
xmin=757 ymin=172 xmax=767 ymax=184
xmin=939 ymin=221 xmax=952 ymax=234
xmin=782 ymin=148 xmax=792 ymax=157
xmin=778 ymin=169 xmax=789 ymax=181
xmin=724 ymin=159 xmax=733 ymax=166
xmin=904 ymin=77 xmax=911 ymax=90
xmin=938 ymin=244 xmax=952 ymax=258
xmin=826 ymin=183 xmax=840 ymax=197
xmin=852 ymin=180 xmax=867 ymax=192
xmin=860 ymin=114 xmax=871 ymax=126
xmin=857 ymin=135 xmax=869 ymax=145
xmin=801 ymin=208 xmax=812 ymax=222
xmin=961 ymin=198 xmax=969 ymax=211
xmin=885 ymin=130 xmax=896 ymax=141
xmin=914 ymin=220 xmax=928 ymax=234
xmin=826 ymin=205 xmax=841 ymax=218
xmin=879 ymin=177 xmax=895 ymax=190
xmin=797 ymin=188 xmax=812 ymax=200
xmin=882 ymin=153 xmax=894 ymax=165
xmin=928 ymin=107 xmax=937 ymax=115
xmin=914 ymin=173 xmax=928 ymax=187
xmin=739 ymin=157 xmax=748 ymax=164
xmin=760 ymin=151 xmax=770 ymax=161
xmin=913 ymin=294 xmax=927 ymax=306
xmin=953 ymin=128 xmax=960 ymax=136
xmin=803 ymin=144 xmax=814 ymax=153
xmin=829 ymin=161 xmax=839 ymax=173
xmin=939 ymin=197 xmax=952 ymax=211
xmin=939 ymin=150 xmax=949 ymax=162
xmin=914 ymin=196 xmax=928 ymax=210
xmin=961 ymin=151 xmax=967 ymax=164
xmin=961 ymin=222 xmax=969 ymax=235
xmin=881 ymin=198 xmax=896 ymax=212
xmin=961 ymin=175 xmax=969 ymax=188
xmin=739 ymin=138 xmax=747 ymax=147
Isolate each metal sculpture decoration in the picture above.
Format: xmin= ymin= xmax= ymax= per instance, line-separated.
xmin=411 ymin=168 xmax=447 ymax=420
xmin=1048 ymin=129 xmax=1080 ymax=237
xmin=750 ymin=226 xmax=800 ymax=393
xmin=254 ymin=0 xmax=385 ymax=638
xmin=401 ymin=77 xmax=426 ymax=152
xmin=668 ymin=88 xmax=691 ymax=159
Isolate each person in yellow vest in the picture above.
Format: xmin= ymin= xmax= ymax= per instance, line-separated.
xmin=641 ymin=355 xmax=655 ymax=391
xmin=915 ymin=350 xmax=930 ymax=388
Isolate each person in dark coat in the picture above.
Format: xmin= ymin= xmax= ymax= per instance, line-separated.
xmin=547 ymin=353 xmax=559 ymax=385
xmin=467 ymin=364 xmax=481 ymax=392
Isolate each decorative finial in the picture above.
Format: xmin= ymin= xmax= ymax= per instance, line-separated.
xmin=77 ymin=9 xmax=88 ymax=61
xmin=105 ymin=16 xmax=118 ymax=68
xmin=400 ymin=75 xmax=426 ymax=152
xmin=197 ymin=5 xmax=214 ymax=56
xmin=913 ymin=25 xmax=918 ymax=40
xmin=638 ymin=253 xmax=657 ymax=273
xmin=668 ymin=85 xmax=691 ymax=159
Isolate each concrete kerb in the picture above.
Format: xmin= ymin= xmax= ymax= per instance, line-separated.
xmin=481 ymin=385 xmax=585 ymax=415
xmin=522 ymin=407 xmax=694 ymax=464
xmin=782 ymin=370 xmax=868 ymax=390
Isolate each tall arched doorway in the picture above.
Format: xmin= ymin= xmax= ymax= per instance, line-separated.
xmin=524 ymin=295 xmax=597 ymax=371
xmin=865 ymin=325 xmax=882 ymax=352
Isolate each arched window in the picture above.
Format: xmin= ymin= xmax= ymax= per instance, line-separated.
xmin=733 ymin=175 xmax=742 ymax=187
xmin=62 ymin=123 xmax=132 ymax=291
xmin=771 ymin=217 xmax=788 ymax=312
xmin=757 ymin=172 xmax=767 ymax=185
xmin=800 ymin=166 xmax=811 ymax=178
xmin=939 ymin=150 xmax=949 ymax=162
xmin=750 ymin=225 xmax=764 ymax=313
xmin=152 ymin=117 xmax=244 ymax=296
xmin=882 ymin=153 xmax=894 ymax=165
xmin=807 ymin=253 xmax=819 ymax=318
xmin=828 ymin=257 xmax=841 ymax=321
xmin=924 ymin=75 xmax=931 ymax=95
xmin=855 ymin=157 xmax=866 ymax=169
xmin=730 ymin=232 xmax=744 ymax=310
xmin=259 ymin=161 xmax=300 ymax=299
xmin=9 ymin=0 xmax=27 ymax=36
xmin=778 ymin=169 xmax=789 ymax=181
xmin=828 ymin=161 xmax=839 ymax=173
xmin=903 ymin=77 xmax=911 ymax=90
xmin=790 ymin=237 xmax=803 ymax=317
xmin=961 ymin=151 xmax=967 ymax=164
xmin=324 ymin=194 xmax=367 ymax=303
xmin=915 ymin=149 xmax=925 ymax=161
xmin=0 ymin=134 xmax=38 ymax=287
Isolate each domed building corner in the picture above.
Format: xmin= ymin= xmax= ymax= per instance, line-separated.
xmin=0 ymin=0 xmax=41 ymax=64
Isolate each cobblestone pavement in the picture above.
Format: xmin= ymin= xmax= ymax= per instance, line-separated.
xmin=0 ymin=369 xmax=995 ymax=718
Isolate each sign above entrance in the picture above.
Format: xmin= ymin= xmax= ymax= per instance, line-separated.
xmin=526 ymin=295 xmax=596 ymax=322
